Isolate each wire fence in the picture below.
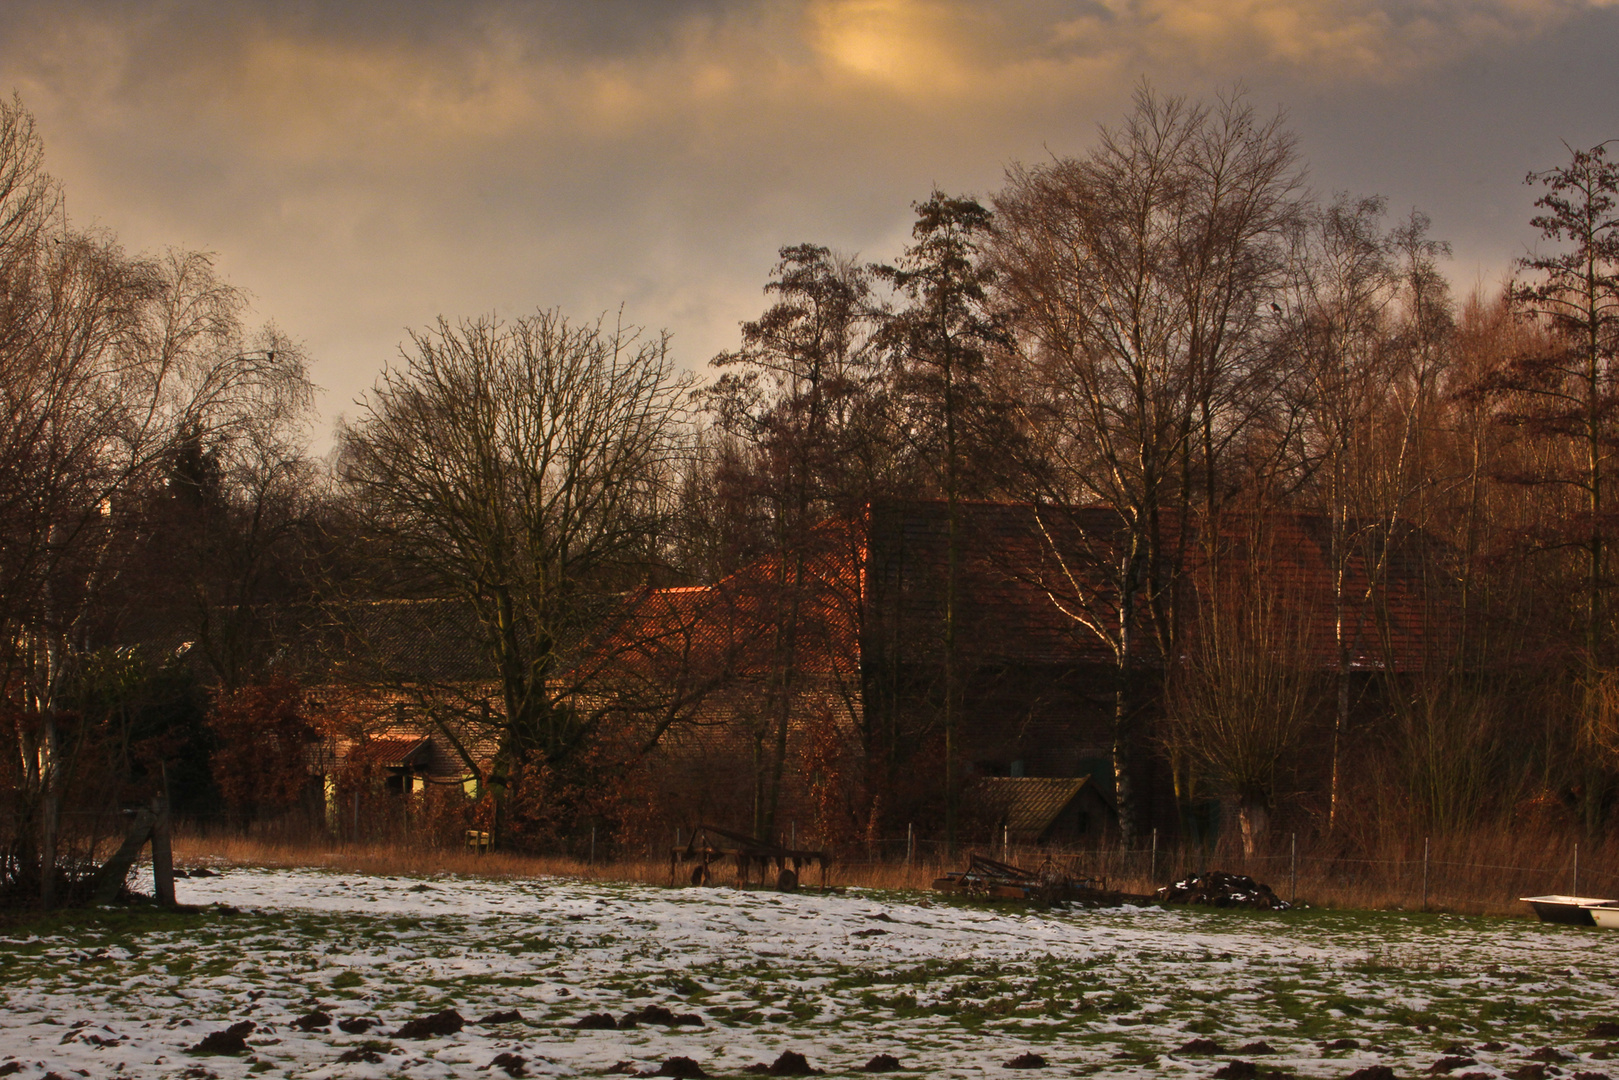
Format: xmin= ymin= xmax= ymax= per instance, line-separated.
xmin=768 ymin=827 xmax=1618 ymax=915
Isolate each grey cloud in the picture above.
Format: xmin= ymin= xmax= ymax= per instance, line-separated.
xmin=0 ymin=0 xmax=1615 ymax=443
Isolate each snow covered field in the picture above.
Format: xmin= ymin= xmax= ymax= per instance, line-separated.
xmin=1 ymin=867 xmax=1617 ymax=1079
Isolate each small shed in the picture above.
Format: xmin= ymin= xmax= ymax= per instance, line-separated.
xmin=367 ymin=737 xmax=433 ymax=794
xmin=971 ymin=775 xmax=1117 ymax=846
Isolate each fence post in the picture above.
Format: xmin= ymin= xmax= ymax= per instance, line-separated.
xmin=1290 ymin=833 xmax=1296 ymax=906
xmin=1574 ymin=841 xmax=1580 ymax=897
xmin=1150 ymin=828 xmax=1157 ymax=884
xmin=907 ymin=823 xmax=914 ymax=867
xmin=1421 ymin=837 xmax=1429 ymax=911
xmin=590 ymin=826 xmax=596 ymax=867
xmin=1003 ymin=824 xmax=1009 ymax=862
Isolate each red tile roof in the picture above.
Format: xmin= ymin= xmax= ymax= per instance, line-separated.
xmin=607 ymin=499 xmax=1452 ymax=679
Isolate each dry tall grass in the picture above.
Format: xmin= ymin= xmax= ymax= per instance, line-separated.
xmin=171 ymin=821 xmax=1614 ymax=918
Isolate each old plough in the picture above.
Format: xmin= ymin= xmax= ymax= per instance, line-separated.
xmin=933 ymin=853 xmax=1137 ymax=904
xmin=670 ymin=823 xmax=830 ymax=891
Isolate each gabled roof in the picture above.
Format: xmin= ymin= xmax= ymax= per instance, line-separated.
xmin=352 ymin=737 xmax=432 ymax=769
xmin=601 ymin=516 xmax=864 ymax=682
xmin=970 ymin=776 xmax=1113 ymax=841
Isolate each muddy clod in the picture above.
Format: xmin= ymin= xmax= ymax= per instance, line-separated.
xmin=648 ymin=1057 xmax=707 ymax=1079
xmin=1239 ymin=1043 xmax=1278 ymax=1056
xmin=1427 ymin=1059 xmax=1476 ymax=1074
xmin=863 ymin=1055 xmax=902 ymax=1073
xmin=1004 ymin=1053 xmax=1047 ymax=1069
xmin=188 ymin=1021 xmax=255 ymax=1055
xmin=480 ymin=1010 xmax=524 ymax=1025
xmin=1180 ymin=1040 xmax=1225 ymax=1055
xmin=622 ymin=1005 xmax=702 ymax=1027
xmin=336 ymin=1049 xmax=384 ymax=1065
xmin=394 ymin=1009 xmax=464 ymax=1039
xmin=337 ymin=1018 xmax=375 ymax=1035
xmin=1343 ymin=1068 xmax=1397 ymax=1080
xmin=489 ymin=1052 xmax=528 ymax=1078
xmin=292 ymin=1012 xmax=331 ymax=1032
xmin=1214 ymin=1063 xmax=1259 ymax=1080
xmin=764 ymin=1052 xmax=821 ymax=1076
xmin=574 ymin=1013 xmax=619 ymax=1030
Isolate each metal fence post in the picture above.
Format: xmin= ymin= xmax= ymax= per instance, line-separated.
xmin=1150 ymin=828 xmax=1157 ymax=884
xmin=907 ymin=823 xmax=914 ymax=866
xmin=1290 ymin=833 xmax=1296 ymax=906
xmin=1421 ymin=837 xmax=1429 ymax=911
xmin=1574 ymin=841 xmax=1580 ymax=897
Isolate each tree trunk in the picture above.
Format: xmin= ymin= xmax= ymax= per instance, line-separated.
xmin=39 ymin=712 xmax=58 ymax=909
xmin=1238 ymin=800 xmax=1269 ymax=859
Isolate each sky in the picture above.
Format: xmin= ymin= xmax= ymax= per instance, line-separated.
xmin=2 ymin=0 xmax=1617 ymax=446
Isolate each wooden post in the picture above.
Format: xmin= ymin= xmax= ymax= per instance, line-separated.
xmin=1574 ymin=841 xmax=1579 ymax=897
xmin=907 ymin=823 xmax=914 ymax=867
xmin=1421 ymin=837 xmax=1429 ymax=912
xmin=1150 ymin=828 xmax=1157 ymax=883
xmin=589 ymin=826 xmax=596 ymax=866
xmin=1290 ymin=833 xmax=1297 ymax=906
xmin=151 ymin=796 xmax=176 ymax=908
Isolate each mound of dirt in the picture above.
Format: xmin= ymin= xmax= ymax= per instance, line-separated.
xmin=337 ymin=1018 xmax=375 ymax=1034
xmin=292 ymin=1011 xmax=331 ymax=1031
xmin=1156 ymin=871 xmax=1290 ymax=910
xmin=622 ymin=1005 xmax=703 ymax=1027
xmin=336 ymin=1049 xmax=384 ymax=1065
xmin=1214 ymin=1063 xmax=1259 ymax=1080
xmin=1528 ymin=1049 xmax=1573 ymax=1063
xmin=574 ymin=1013 xmax=619 ymax=1030
xmin=1427 ymin=1058 xmax=1476 ymax=1074
xmin=648 ymin=1057 xmax=707 ymax=1078
xmin=489 ymin=1052 xmax=528 ymax=1077
xmin=1592 ymin=1024 xmax=1619 ymax=1040
xmin=479 ymin=1010 xmax=524 ymax=1025
xmin=394 ymin=1009 xmax=464 ymax=1039
xmin=1344 ymin=1068 xmax=1396 ymax=1080
xmin=1178 ymin=1040 xmax=1225 ymax=1055
xmin=1239 ymin=1043 xmax=1277 ymax=1055
xmin=743 ymin=1052 xmax=822 ymax=1076
xmin=188 ymin=1021 xmax=255 ymax=1055
xmin=863 ymin=1055 xmax=902 ymax=1073
xmin=1004 ymin=1053 xmax=1047 ymax=1069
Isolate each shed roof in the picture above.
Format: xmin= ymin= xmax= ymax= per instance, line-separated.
xmin=971 ymin=776 xmax=1113 ymax=841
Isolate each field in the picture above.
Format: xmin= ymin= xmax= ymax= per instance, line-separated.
xmin=1 ymin=868 xmax=1617 ymax=1080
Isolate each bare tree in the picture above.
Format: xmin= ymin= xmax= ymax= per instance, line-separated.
xmin=337 ymin=309 xmax=692 ymax=844
xmin=1506 ymin=142 xmax=1619 ymax=664
xmin=876 ymin=193 xmax=1006 ymax=852
xmin=0 ymin=96 xmax=310 ymax=905
xmin=1164 ymin=538 xmax=1318 ymax=856
xmin=991 ymin=85 xmax=1303 ymax=844
xmin=705 ymin=245 xmax=885 ymax=841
